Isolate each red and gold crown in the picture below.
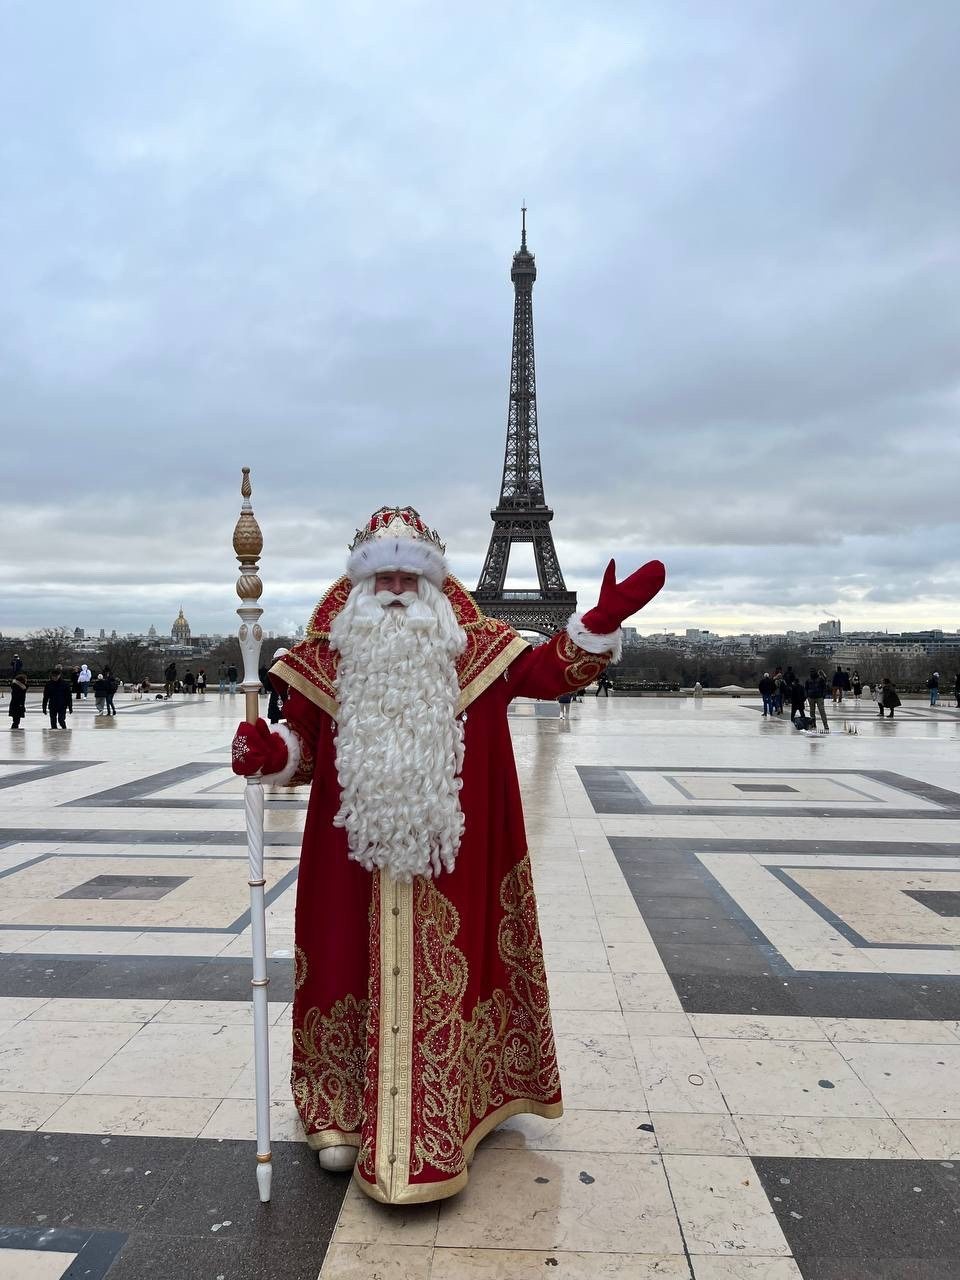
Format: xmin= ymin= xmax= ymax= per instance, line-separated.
xmin=346 ymin=505 xmax=448 ymax=587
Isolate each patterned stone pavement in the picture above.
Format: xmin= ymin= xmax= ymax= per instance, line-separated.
xmin=1 ymin=686 xmax=959 ymax=1278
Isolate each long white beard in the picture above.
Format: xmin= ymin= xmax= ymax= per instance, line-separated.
xmin=329 ymin=577 xmax=468 ymax=881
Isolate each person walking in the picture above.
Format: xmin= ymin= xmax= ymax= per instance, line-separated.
xmin=8 ymin=673 xmax=28 ymax=729
xmin=831 ymin=666 xmax=844 ymax=704
xmin=92 ymin=671 xmax=108 ymax=715
xmin=217 ymin=661 xmax=227 ymax=693
xmin=928 ymin=672 xmax=940 ymax=707
xmin=227 ymin=663 xmax=238 ymax=694
xmin=42 ymin=667 xmax=72 ymax=729
xmin=183 ymin=669 xmax=196 ymax=695
xmin=881 ymin=676 xmax=901 ymax=718
xmin=70 ymin=666 xmax=81 ymax=701
xmin=805 ymin=668 xmax=830 ymax=733
xmin=196 ymin=667 xmax=207 ymax=694
xmin=851 ymin=669 xmax=863 ymax=704
xmin=77 ymin=663 xmax=91 ymax=699
xmin=103 ymin=667 xmax=118 ymax=716
xmin=595 ymin=672 xmax=611 ymax=697
xmin=758 ymin=672 xmax=776 ymax=717
xmin=557 ymin=691 xmax=573 ymax=720
xmin=164 ymin=661 xmax=177 ymax=698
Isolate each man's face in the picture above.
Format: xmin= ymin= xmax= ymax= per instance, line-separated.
xmin=374 ymin=570 xmax=420 ymax=605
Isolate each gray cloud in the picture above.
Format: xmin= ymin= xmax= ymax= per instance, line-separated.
xmin=2 ymin=1 xmax=959 ymax=638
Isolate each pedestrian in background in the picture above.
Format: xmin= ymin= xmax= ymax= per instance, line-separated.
xmin=805 ymin=668 xmax=830 ymax=733
xmin=954 ymin=672 xmax=960 ymax=708
xmin=77 ymin=663 xmax=91 ymax=699
xmin=851 ymin=670 xmax=862 ymax=704
xmin=880 ymin=677 xmax=901 ymax=718
xmin=8 ymin=674 xmax=28 ymax=729
xmin=758 ymin=672 xmax=775 ymax=717
xmin=196 ymin=667 xmax=207 ymax=694
xmin=92 ymin=671 xmax=108 ymax=715
xmin=595 ymin=672 xmax=611 ymax=697
xmin=164 ymin=661 xmax=177 ymax=698
xmin=928 ymin=672 xmax=940 ymax=707
xmin=831 ymin=666 xmax=844 ymax=704
xmin=557 ymin=691 xmax=573 ymax=720
xmin=227 ymin=663 xmax=238 ymax=694
xmin=10 ymin=654 xmax=23 ymax=678
xmin=103 ymin=667 xmax=118 ymax=716
xmin=42 ymin=667 xmax=72 ymax=729
xmin=183 ymin=669 xmax=196 ymax=695
xmin=789 ymin=675 xmax=807 ymax=727
xmin=218 ymin=661 xmax=227 ymax=693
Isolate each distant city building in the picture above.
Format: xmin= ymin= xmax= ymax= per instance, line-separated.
xmin=818 ymin=619 xmax=841 ymax=636
xmin=147 ymin=625 xmax=157 ymax=641
xmin=171 ymin=607 xmax=191 ymax=645
xmin=73 ymin=627 xmax=84 ymax=640
xmin=99 ymin=628 xmax=105 ymax=640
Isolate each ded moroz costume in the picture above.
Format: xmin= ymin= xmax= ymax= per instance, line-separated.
xmin=232 ymin=506 xmax=665 ymax=1205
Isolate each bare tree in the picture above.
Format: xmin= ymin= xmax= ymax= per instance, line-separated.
xmin=24 ymin=627 xmax=73 ymax=674
xmin=99 ymin=637 xmax=155 ymax=683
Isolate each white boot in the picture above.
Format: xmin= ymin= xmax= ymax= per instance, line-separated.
xmin=317 ymin=1144 xmax=357 ymax=1173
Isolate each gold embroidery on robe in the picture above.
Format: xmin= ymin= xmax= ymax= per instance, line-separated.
xmin=292 ymin=994 xmax=369 ymax=1135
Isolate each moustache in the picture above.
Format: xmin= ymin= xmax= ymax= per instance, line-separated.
xmin=352 ymin=591 xmax=436 ymax=629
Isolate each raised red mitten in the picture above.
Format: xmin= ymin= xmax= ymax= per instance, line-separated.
xmin=231 ymin=719 xmax=289 ymax=777
xmin=581 ymin=559 xmax=666 ymax=635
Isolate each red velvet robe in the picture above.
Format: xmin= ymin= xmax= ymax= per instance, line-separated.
xmin=270 ymin=577 xmax=613 ymax=1204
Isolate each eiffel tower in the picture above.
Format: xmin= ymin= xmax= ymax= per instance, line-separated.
xmin=475 ymin=208 xmax=577 ymax=636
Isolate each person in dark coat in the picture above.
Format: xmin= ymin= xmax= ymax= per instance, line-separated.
xmin=42 ymin=668 xmax=72 ymax=729
xmin=880 ymin=677 xmax=901 ymax=718
xmin=11 ymin=654 xmax=23 ymax=678
xmin=164 ymin=661 xmax=177 ymax=698
xmin=92 ymin=672 xmax=109 ymax=715
xmin=227 ymin=663 xmax=238 ymax=694
xmin=851 ymin=669 xmax=863 ymax=703
xmin=789 ymin=676 xmax=807 ymax=726
xmin=183 ymin=669 xmax=196 ymax=694
xmin=8 ymin=674 xmax=28 ymax=729
xmin=103 ymin=667 xmax=118 ymax=716
xmin=758 ymin=672 xmax=776 ymax=717
xmin=805 ymin=668 xmax=829 ymax=733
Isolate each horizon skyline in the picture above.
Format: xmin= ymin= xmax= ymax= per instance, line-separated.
xmin=3 ymin=4 xmax=958 ymax=636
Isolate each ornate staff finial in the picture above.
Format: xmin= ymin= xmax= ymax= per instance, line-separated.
xmin=234 ymin=467 xmax=264 ymax=604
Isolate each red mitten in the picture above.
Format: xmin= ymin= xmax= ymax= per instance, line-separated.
xmin=231 ymin=719 xmax=288 ymax=777
xmin=581 ymin=559 xmax=666 ymax=635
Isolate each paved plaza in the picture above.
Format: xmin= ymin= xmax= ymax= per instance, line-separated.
xmin=1 ymin=687 xmax=960 ymax=1278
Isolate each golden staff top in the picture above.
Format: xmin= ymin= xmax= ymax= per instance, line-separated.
xmin=233 ymin=467 xmax=265 ymax=725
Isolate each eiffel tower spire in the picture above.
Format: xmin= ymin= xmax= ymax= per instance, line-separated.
xmin=475 ymin=210 xmax=577 ymax=636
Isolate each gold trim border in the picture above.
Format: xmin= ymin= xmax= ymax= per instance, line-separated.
xmin=304 ymin=1129 xmax=362 ymax=1151
xmin=353 ymin=1097 xmax=564 ymax=1206
xmin=271 ymin=660 xmax=338 ymax=720
xmin=456 ymin=635 xmax=528 ymax=715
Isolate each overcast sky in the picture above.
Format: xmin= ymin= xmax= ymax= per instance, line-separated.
xmin=3 ymin=1 xmax=958 ymax=639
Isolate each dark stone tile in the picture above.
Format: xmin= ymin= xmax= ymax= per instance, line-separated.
xmin=0 ymin=955 xmax=101 ymax=997
xmin=643 ymin=916 xmax=767 ymax=946
xmin=103 ymin=1233 xmax=329 ymax=1280
xmin=672 ymin=973 xmax=803 ymax=1016
xmin=908 ymin=977 xmax=960 ymax=1020
xmin=658 ymin=942 xmax=783 ymax=976
xmin=791 ymin=974 xmax=932 ymax=1020
xmin=59 ymin=875 xmax=188 ymax=901
xmin=141 ymin=1140 xmax=343 ymax=1241
xmin=624 ymin=895 xmax=737 ymax=919
xmin=753 ymin=1158 xmax=960 ymax=1264
xmin=0 ymin=1226 xmax=126 ymax=1280
xmin=905 ymin=890 xmax=960 ymax=918
xmin=800 ymin=1260 xmax=960 ymax=1279
xmin=0 ymin=1127 xmax=38 ymax=1167
xmin=2 ymin=1131 xmax=191 ymax=1230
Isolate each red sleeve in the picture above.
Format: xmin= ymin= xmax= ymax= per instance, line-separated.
xmin=506 ymin=628 xmax=615 ymax=701
xmin=280 ymin=688 xmax=325 ymax=786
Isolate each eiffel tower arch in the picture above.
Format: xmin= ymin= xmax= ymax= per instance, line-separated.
xmin=475 ymin=209 xmax=577 ymax=637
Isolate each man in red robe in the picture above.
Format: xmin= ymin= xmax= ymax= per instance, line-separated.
xmin=232 ymin=506 xmax=664 ymax=1205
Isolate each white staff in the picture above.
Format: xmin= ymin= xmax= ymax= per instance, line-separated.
xmin=232 ymin=467 xmax=272 ymax=1202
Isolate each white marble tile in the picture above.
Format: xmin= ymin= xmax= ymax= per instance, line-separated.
xmin=733 ymin=1114 xmax=916 ymax=1158
xmin=603 ymin=943 xmax=667 ymax=974
xmin=335 ymin=1178 xmax=439 ymax=1245
xmin=41 ymin=1093 xmax=218 ymax=1137
xmin=630 ymin=1036 xmax=727 ymax=1113
xmin=199 ymin=1097 xmax=305 ymax=1141
xmin=894 ymin=1118 xmax=960 ymax=1158
xmin=77 ymin=1022 xmax=255 ymax=1098
xmin=551 ymin=1009 xmax=628 ymax=1038
xmin=319 ymin=1244 xmax=432 ymax=1280
xmin=223 ymin=1024 xmax=293 ymax=1101
xmin=690 ymin=1015 xmax=826 ymax=1042
xmin=664 ymin=1155 xmax=792 ymax=1256
xmin=650 ymin=1111 xmax=744 ymax=1156
xmin=543 ymin=937 xmax=612 ymax=973
xmin=622 ymin=1011 xmax=696 ymax=1038
xmin=435 ymin=1148 xmax=683 ymax=1253
xmin=0 ymin=1020 xmax=140 ymax=1093
xmin=486 ymin=1108 xmax=657 ymax=1154
xmin=151 ymin=999 xmax=289 ymax=1025
xmin=817 ymin=1018 xmax=960 ymax=1044
xmin=0 ymin=997 xmax=49 ymax=1020
xmin=835 ymin=1042 xmax=960 ymax=1118
xmin=548 ymin=972 xmax=622 ymax=1011
xmin=430 ymin=1249 xmax=690 ymax=1279
xmin=0 ymin=1250 xmax=79 ymax=1279
xmin=690 ymin=1261 xmax=803 ymax=1280
xmin=28 ymin=998 xmax=167 ymax=1023
xmin=703 ymin=1038 xmax=886 ymax=1118
xmin=0 ymin=1091 xmax=71 ymax=1130
xmin=555 ymin=1034 xmax=644 ymax=1110
xmin=614 ymin=972 xmax=683 ymax=1013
